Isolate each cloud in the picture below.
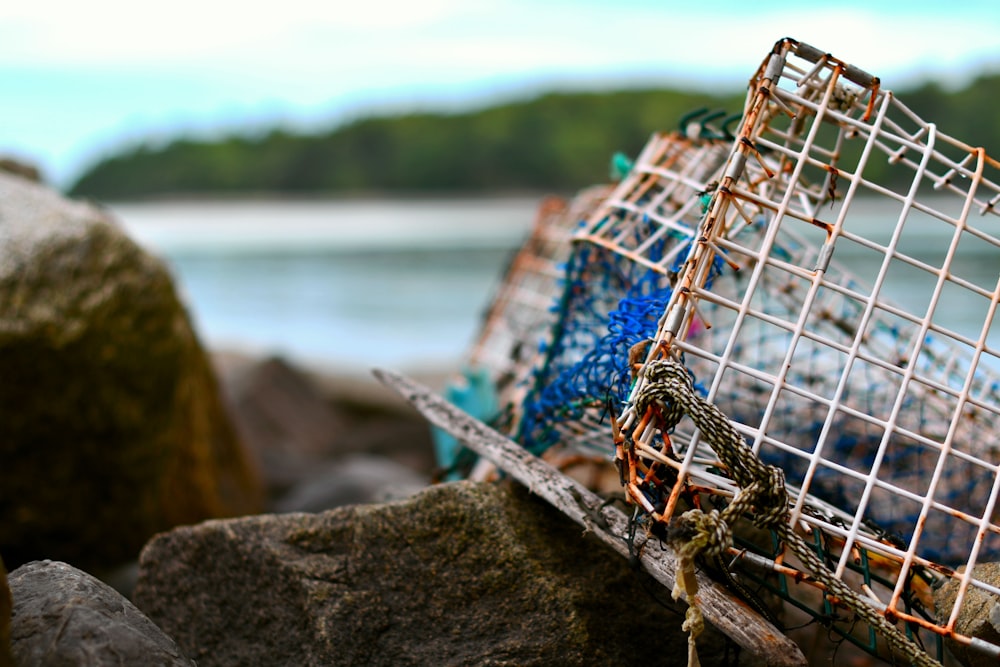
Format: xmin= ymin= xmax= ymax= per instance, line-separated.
xmin=4 ymin=0 xmax=997 ymax=85
xmin=0 ymin=0 xmax=481 ymax=66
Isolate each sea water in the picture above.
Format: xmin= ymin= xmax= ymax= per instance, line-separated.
xmin=111 ymin=198 xmax=541 ymax=373
xmin=109 ymin=196 xmax=1000 ymax=374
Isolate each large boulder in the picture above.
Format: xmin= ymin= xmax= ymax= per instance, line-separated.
xmin=8 ymin=560 xmax=194 ymax=666
xmin=0 ymin=174 xmax=263 ymax=572
xmin=134 ymin=480 xmax=765 ymax=666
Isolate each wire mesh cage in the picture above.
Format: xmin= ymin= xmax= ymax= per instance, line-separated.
xmin=605 ymin=38 xmax=1000 ymax=664
xmin=448 ymin=35 xmax=1000 ymax=664
xmin=514 ymin=128 xmax=733 ymax=456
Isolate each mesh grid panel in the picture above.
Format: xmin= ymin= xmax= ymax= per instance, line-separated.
xmin=615 ymin=38 xmax=1000 ymax=661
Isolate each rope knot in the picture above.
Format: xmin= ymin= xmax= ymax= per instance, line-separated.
xmin=668 ymin=508 xmax=732 ymax=559
xmin=642 ymin=358 xmax=695 ymax=391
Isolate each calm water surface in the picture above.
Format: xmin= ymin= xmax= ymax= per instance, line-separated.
xmin=111 ymin=198 xmax=541 ymax=373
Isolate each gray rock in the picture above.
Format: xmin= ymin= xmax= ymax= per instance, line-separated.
xmin=0 ymin=174 xmax=264 ymax=572
xmin=8 ymin=560 xmax=194 ymax=666
xmin=215 ymin=353 xmax=346 ymax=494
xmin=935 ymin=562 xmax=1000 ymax=666
xmin=219 ymin=352 xmax=439 ymax=483
xmin=270 ymin=454 xmax=428 ymax=512
xmin=0 ymin=558 xmax=11 ymax=667
xmin=134 ymin=480 xmax=764 ymax=667
xmin=214 ymin=352 xmax=437 ymax=496
xmin=335 ymin=417 xmax=436 ymax=474
xmin=305 ymin=363 xmax=438 ymax=473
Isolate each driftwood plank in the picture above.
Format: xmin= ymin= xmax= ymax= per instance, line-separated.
xmin=373 ymin=368 xmax=807 ymax=667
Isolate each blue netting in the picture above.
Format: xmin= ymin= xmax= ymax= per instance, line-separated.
xmin=517 ymin=244 xmax=671 ymax=454
xmin=516 ymin=210 xmax=724 ymax=455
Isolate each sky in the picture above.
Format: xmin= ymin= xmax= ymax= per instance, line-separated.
xmin=4 ymin=0 xmax=1000 ymax=189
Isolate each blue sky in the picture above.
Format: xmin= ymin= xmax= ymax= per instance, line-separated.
xmin=4 ymin=0 xmax=1000 ymax=188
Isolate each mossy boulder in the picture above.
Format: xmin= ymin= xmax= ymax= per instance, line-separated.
xmin=0 ymin=173 xmax=263 ymax=571
xmin=133 ymin=480 xmax=764 ymax=666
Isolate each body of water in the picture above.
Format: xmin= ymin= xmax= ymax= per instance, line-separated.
xmin=112 ymin=198 xmax=542 ymax=373
xmin=109 ymin=196 xmax=1000 ymax=375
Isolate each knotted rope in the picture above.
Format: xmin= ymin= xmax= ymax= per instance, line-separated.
xmin=633 ymin=358 xmax=940 ymax=667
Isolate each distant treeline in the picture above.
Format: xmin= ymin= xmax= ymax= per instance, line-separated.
xmin=68 ymin=75 xmax=1000 ymax=200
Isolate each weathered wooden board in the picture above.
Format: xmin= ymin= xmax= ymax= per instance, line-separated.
xmin=373 ymin=368 xmax=807 ymax=667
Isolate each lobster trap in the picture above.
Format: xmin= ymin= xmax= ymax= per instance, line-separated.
xmin=469 ymin=38 xmax=1000 ymax=665
xmin=610 ymin=39 xmax=1000 ymax=664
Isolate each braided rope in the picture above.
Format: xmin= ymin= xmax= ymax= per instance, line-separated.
xmin=633 ymin=358 xmax=941 ymax=667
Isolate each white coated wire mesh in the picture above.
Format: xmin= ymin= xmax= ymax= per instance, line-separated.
xmin=575 ymin=129 xmax=730 ymax=276
xmin=616 ymin=38 xmax=1000 ymax=661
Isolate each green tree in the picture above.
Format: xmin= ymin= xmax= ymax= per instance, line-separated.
xmin=67 ymin=75 xmax=1000 ymax=201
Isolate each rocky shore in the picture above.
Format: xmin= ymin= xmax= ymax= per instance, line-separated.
xmin=0 ymin=168 xmax=883 ymax=666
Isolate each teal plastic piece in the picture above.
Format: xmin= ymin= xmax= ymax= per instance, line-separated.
xmin=609 ymin=152 xmax=633 ymax=181
xmin=431 ymin=366 xmax=498 ymax=479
